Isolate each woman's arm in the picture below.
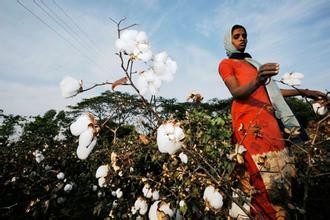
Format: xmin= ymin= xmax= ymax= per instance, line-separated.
xmin=224 ymin=63 xmax=279 ymax=100
xmin=224 ymin=76 xmax=259 ymax=99
xmin=281 ymin=88 xmax=326 ymax=100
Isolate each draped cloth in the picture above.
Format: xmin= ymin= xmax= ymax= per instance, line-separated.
xmin=220 ymin=27 xmax=297 ymax=219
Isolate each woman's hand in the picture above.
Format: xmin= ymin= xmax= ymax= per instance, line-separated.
xmin=256 ymin=63 xmax=279 ymax=85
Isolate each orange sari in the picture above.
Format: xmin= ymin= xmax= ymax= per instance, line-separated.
xmin=219 ymin=59 xmax=295 ymax=219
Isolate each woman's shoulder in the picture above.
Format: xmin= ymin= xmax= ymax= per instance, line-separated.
xmin=219 ymin=58 xmax=234 ymax=66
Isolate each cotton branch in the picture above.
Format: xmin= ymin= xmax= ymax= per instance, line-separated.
xmin=110 ymin=17 xmax=162 ymax=124
xmin=80 ymin=81 xmax=130 ymax=94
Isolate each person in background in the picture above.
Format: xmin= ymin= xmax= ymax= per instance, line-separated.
xmin=218 ymin=24 xmax=326 ymax=219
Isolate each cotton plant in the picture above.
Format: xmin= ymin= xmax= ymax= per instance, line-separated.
xmin=70 ymin=112 xmax=99 ymax=160
xmin=148 ymin=200 xmax=175 ymax=220
xmin=60 ymin=76 xmax=82 ymax=98
xmin=157 ymin=121 xmax=185 ymax=155
xmin=280 ymin=72 xmax=304 ymax=86
xmin=203 ymin=185 xmax=223 ymax=211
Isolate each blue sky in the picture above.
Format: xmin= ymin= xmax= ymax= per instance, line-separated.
xmin=1 ymin=0 xmax=330 ymax=116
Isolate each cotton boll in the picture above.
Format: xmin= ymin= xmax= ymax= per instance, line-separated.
xmin=139 ymin=203 xmax=148 ymax=215
xmin=70 ymin=113 xmax=92 ymax=136
xmin=152 ymin=52 xmax=177 ymax=82
xmin=157 ymin=127 xmax=180 ymax=155
xmin=157 ymin=122 xmax=184 ymax=155
xmin=97 ymin=191 xmax=104 ymax=198
xmin=137 ymin=70 xmax=161 ymax=95
xmin=134 ymin=197 xmax=148 ymax=215
xmin=154 ymin=51 xmax=168 ymax=62
xmin=64 ymin=183 xmax=73 ymax=192
xmin=163 ymin=123 xmax=175 ymax=134
xmin=153 ymin=61 xmax=167 ymax=76
xmin=209 ymin=191 xmax=223 ymax=209
xmin=142 ymin=184 xmax=150 ymax=194
xmin=312 ymin=102 xmax=328 ymax=116
xmin=92 ymin=185 xmax=98 ymax=191
xmin=148 ymin=201 xmax=175 ymax=220
xmin=203 ymin=185 xmax=223 ymax=210
xmin=157 ymin=126 xmax=172 ymax=153
xmin=229 ymin=202 xmax=250 ymax=218
xmin=76 ymin=137 xmax=97 ymax=160
xmin=115 ymin=39 xmax=127 ymax=51
xmin=137 ymin=43 xmax=149 ymax=51
xmin=152 ymin=190 xmax=159 ymax=200
xmin=95 ymin=165 xmax=109 ymax=178
xmin=174 ymin=126 xmax=184 ymax=141
xmin=203 ymin=185 xmax=215 ymax=200
xmin=116 ymin=188 xmax=123 ymax=198
xmin=121 ymin=30 xmax=138 ymax=41
xmin=118 ymin=171 xmax=123 ymax=177
xmin=179 ymin=152 xmax=188 ymax=164
xmin=159 ymin=202 xmax=175 ymax=217
xmin=148 ymin=201 xmax=160 ymax=220
xmin=143 ymin=184 xmax=153 ymax=198
xmin=33 ymin=150 xmax=45 ymax=163
xmin=76 ymin=128 xmax=97 ymax=160
xmin=136 ymin=31 xmax=148 ymax=42
xmin=131 ymin=206 xmax=137 ymax=215
xmin=35 ymin=153 xmax=45 ymax=163
xmin=60 ymin=76 xmax=81 ymax=98
xmin=78 ymin=127 xmax=95 ymax=145
xmin=179 ymin=200 xmax=186 ymax=207
xmin=238 ymin=145 xmax=247 ymax=154
xmin=136 ymin=75 xmax=148 ymax=95
xmin=118 ymin=30 xmax=139 ymax=54
xmin=138 ymin=49 xmax=153 ymax=62
xmin=57 ymin=172 xmax=65 ymax=180
xmin=98 ymin=177 xmax=107 ymax=187
xmin=148 ymin=76 xmax=162 ymax=95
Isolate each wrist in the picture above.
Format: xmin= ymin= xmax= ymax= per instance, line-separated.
xmin=254 ymin=78 xmax=262 ymax=87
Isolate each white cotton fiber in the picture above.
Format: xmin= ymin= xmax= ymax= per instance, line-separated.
xmin=70 ymin=113 xmax=91 ymax=136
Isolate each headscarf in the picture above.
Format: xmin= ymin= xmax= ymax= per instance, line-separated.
xmin=223 ymin=26 xmax=302 ymax=131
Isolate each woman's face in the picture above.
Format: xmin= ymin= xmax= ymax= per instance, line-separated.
xmin=231 ymin=28 xmax=247 ymax=52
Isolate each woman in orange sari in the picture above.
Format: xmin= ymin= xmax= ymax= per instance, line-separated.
xmin=218 ymin=25 xmax=325 ymax=219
